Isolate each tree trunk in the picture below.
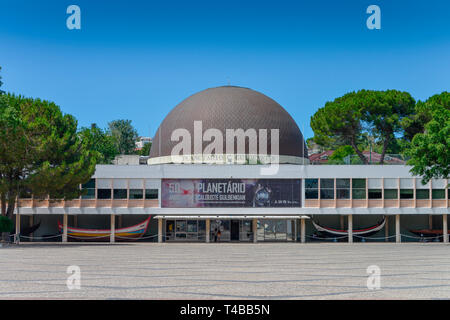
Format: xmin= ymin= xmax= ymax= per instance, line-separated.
xmin=1 ymin=194 xmax=6 ymax=216
xmin=6 ymin=194 xmax=16 ymax=220
xmin=379 ymin=137 xmax=390 ymax=165
xmin=350 ymin=138 xmax=368 ymax=164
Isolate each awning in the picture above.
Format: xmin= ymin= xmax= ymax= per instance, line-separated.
xmin=153 ymin=215 xmax=310 ymax=220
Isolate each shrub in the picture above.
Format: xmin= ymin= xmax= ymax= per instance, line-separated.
xmin=0 ymin=216 xmax=14 ymax=233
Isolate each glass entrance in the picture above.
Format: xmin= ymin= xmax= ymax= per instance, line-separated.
xmin=165 ymin=220 xmax=206 ymax=241
xmin=230 ymin=220 xmax=240 ymax=241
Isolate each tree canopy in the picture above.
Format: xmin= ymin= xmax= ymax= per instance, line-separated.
xmin=79 ymin=124 xmax=119 ymax=164
xmin=310 ymin=90 xmax=415 ymax=164
xmin=138 ymin=141 xmax=152 ymax=156
xmin=404 ymin=92 xmax=449 ymax=184
xmin=108 ymin=119 xmax=138 ymax=155
xmin=0 ymin=94 xmax=99 ymax=218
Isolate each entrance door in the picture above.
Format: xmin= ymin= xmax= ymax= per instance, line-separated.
xmin=230 ymin=220 xmax=240 ymax=241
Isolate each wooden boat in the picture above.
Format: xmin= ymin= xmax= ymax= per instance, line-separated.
xmin=21 ymin=221 xmax=41 ymax=236
xmin=57 ymin=217 xmax=151 ymax=241
xmin=312 ymin=217 xmax=386 ymax=239
xmin=410 ymin=229 xmax=449 ymax=240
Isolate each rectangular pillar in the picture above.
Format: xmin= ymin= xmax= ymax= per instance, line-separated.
xmin=158 ymin=218 xmax=163 ymax=243
xmin=395 ymin=214 xmax=401 ymax=243
xmin=29 ymin=215 xmax=34 ymax=242
xmin=110 ymin=214 xmax=115 ymax=243
xmin=15 ymin=213 xmax=20 ymax=244
xmin=348 ymin=214 xmax=353 ymax=243
xmin=206 ymin=219 xmax=210 ymax=243
xmin=253 ymin=219 xmax=258 ymax=243
xmin=385 ymin=216 xmax=389 ymax=242
xmin=443 ymin=214 xmax=448 ymax=243
xmin=62 ymin=214 xmax=68 ymax=243
xmin=300 ymin=218 xmax=306 ymax=243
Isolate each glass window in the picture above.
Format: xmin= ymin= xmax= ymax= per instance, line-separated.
xmin=352 ymin=189 xmax=366 ymax=199
xmin=352 ymin=179 xmax=366 ymax=199
xmin=97 ymin=189 xmax=111 ymax=199
xmin=305 ymin=179 xmax=318 ymax=189
xmin=432 ymin=189 xmax=445 ymax=199
xmin=336 ymin=179 xmax=350 ymax=188
xmin=368 ymin=189 xmax=382 ymax=199
xmin=321 ymin=179 xmax=334 ymax=189
xmin=305 ymin=189 xmax=319 ymax=199
xmin=81 ymin=178 xmax=95 ymax=199
xmin=305 ymin=179 xmax=319 ymax=199
xmin=113 ymin=189 xmax=127 ymax=199
xmin=320 ymin=179 xmax=334 ymax=199
xmin=320 ymin=189 xmax=334 ymax=199
xmin=416 ymin=189 xmax=430 ymax=200
xmin=129 ymin=189 xmax=143 ymax=199
xmin=82 ymin=178 xmax=95 ymax=189
xmin=187 ymin=220 xmax=198 ymax=233
xmin=400 ymin=189 xmax=414 ymax=199
xmin=81 ymin=189 xmax=95 ymax=199
xmin=176 ymin=220 xmax=186 ymax=232
xmin=336 ymin=189 xmax=350 ymax=199
xmin=166 ymin=220 xmax=175 ymax=233
xmin=145 ymin=189 xmax=159 ymax=199
xmin=352 ymin=179 xmax=366 ymax=189
xmin=336 ymin=179 xmax=350 ymax=199
xmin=384 ymin=189 xmax=398 ymax=199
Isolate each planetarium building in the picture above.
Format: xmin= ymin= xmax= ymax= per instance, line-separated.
xmin=14 ymin=86 xmax=449 ymax=243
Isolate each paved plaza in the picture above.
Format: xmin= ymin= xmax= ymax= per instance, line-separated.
xmin=1 ymin=243 xmax=450 ymax=299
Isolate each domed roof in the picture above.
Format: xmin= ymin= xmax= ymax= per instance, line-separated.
xmin=149 ymin=86 xmax=308 ymax=164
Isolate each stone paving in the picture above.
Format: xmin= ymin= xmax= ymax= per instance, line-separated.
xmin=0 ymin=243 xmax=449 ymax=299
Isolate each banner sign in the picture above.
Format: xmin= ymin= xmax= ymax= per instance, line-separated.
xmin=162 ymin=179 xmax=301 ymax=208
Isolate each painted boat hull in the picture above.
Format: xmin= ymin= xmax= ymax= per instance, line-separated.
xmin=312 ymin=217 xmax=386 ymax=240
xmin=58 ymin=217 xmax=151 ymax=242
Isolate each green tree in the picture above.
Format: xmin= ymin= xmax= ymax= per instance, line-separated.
xmin=363 ymin=90 xmax=415 ymax=163
xmin=139 ymin=142 xmax=152 ymax=156
xmin=108 ymin=119 xmax=138 ymax=155
xmin=329 ymin=145 xmax=355 ymax=164
xmin=0 ymin=94 xmax=99 ymax=218
xmin=405 ymin=97 xmax=449 ymax=184
xmin=402 ymin=92 xmax=449 ymax=141
xmin=311 ymin=90 xmax=415 ymax=164
xmin=79 ymin=124 xmax=119 ymax=164
xmin=0 ymin=216 xmax=13 ymax=233
xmin=311 ymin=91 xmax=368 ymax=163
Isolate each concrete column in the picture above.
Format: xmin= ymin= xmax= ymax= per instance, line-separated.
xmin=15 ymin=213 xmax=20 ymax=244
xmin=29 ymin=215 xmax=34 ymax=242
xmin=118 ymin=215 xmax=123 ymax=228
xmin=300 ymin=218 xmax=306 ymax=243
xmin=348 ymin=214 xmax=353 ymax=243
xmin=62 ymin=214 xmax=68 ymax=243
xmin=110 ymin=214 xmax=115 ymax=243
xmin=385 ymin=216 xmax=389 ymax=242
xmin=158 ymin=218 xmax=163 ymax=243
xmin=395 ymin=214 xmax=401 ymax=243
xmin=443 ymin=214 xmax=448 ymax=243
xmin=252 ymin=219 xmax=258 ymax=243
xmin=206 ymin=219 xmax=210 ymax=243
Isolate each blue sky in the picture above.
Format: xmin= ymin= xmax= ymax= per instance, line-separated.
xmin=0 ymin=0 xmax=449 ymax=139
